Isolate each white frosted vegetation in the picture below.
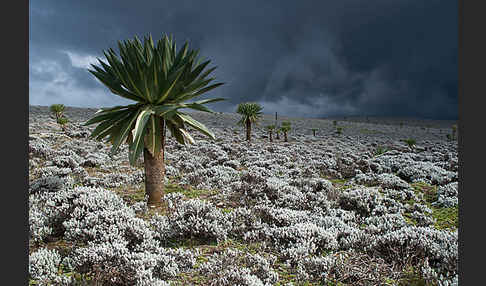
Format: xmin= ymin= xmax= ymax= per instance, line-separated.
xmin=29 ymin=106 xmax=458 ymax=285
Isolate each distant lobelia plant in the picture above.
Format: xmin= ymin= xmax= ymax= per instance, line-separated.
xmin=451 ymin=124 xmax=457 ymax=140
xmin=84 ymin=34 xmax=224 ymax=206
xmin=311 ymin=128 xmax=318 ymax=137
xmin=57 ymin=117 xmax=69 ymax=132
xmin=374 ymin=145 xmax=389 ymax=156
xmin=336 ymin=126 xmax=343 ymax=135
xmin=236 ymin=102 xmax=263 ymax=142
xmin=49 ymin=104 xmax=65 ymax=121
xmin=266 ymin=125 xmax=275 ymax=142
xmin=400 ymin=122 xmax=404 ymax=128
xmin=274 ymin=114 xmax=280 ymax=140
xmin=280 ymin=121 xmax=291 ymax=142
xmin=333 ymin=120 xmax=337 ymax=127
xmin=49 ymin=104 xmax=70 ymax=132
xmin=403 ymin=138 xmax=416 ymax=151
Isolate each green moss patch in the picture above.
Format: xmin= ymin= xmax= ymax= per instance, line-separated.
xmin=410 ymin=182 xmax=437 ymax=204
xmin=325 ymin=178 xmax=352 ymax=190
xmin=110 ymin=185 xmax=146 ymax=204
xmin=431 ymin=206 xmax=458 ymax=230
xmin=359 ymin=128 xmax=385 ymax=135
xmin=165 ymin=182 xmax=217 ymax=200
xmin=408 ymin=182 xmax=458 ymax=231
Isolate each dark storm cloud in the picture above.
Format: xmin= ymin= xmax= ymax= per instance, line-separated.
xmin=29 ymin=0 xmax=457 ymax=119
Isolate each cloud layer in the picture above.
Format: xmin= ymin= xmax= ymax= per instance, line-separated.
xmin=29 ymin=0 xmax=458 ymax=119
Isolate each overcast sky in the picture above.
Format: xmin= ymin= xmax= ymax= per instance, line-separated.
xmin=29 ymin=0 xmax=457 ymax=119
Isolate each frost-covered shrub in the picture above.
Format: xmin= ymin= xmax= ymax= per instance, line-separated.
xmin=101 ymin=171 xmax=145 ymax=188
xmin=29 ymin=157 xmax=42 ymax=170
xmin=164 ymin=164 xmax=179 ymax=177
xmin=369 ymin=153 xmax=415 ymax=174
xmin=241 ymin=166 xmax=272 ymax=185
xmin=223 ymin=159 xmax=241 ymax=170
xmin=365 ymin=226 xmax=458 ymax=278
xmin=211 ymin=266 xmax=264 ymax=286
xmin=364 ymin=213 xmax=409 ymax=234
xmin=376 ymin=173 xmax=410 ymax=189
xmin=290 ymin=177 xmax=333 ymax=193
xmin=304 ymin=250 xmax=406 ymax=286
xmin=30 ymin=184 xmax=197 ymax=285
xmin=176 ymin=159 xmax=204 ymax=173
xmin=72 ymin=237 xmax=193 ymax=284
xmin=296 ymin=255 xmax=337 ymax=281
xmin=81 ymin=176 xmax=104 ymax=187
xmin=152 ymin=199 xmax=231 ymax=243
xmin=72 ymin=241 xmax=174 ymax=285
xmin=247 ymin=204 xmax=364 ymax=255
xmin=353 ymin=173 xmax=409 ymax=190
xmin=81 ymin=153 xmax=107 ymax=167
xmin=412 ymin=203 xmax=433 ymax=215
xmin=408 ymin=211 xmax=435 ymax=227
xmin=29 ymin=185 xmax=78 ymax=243
xmin=338 ymin=188 xmax=382 ymax=217
xmin=434 ymin=182 xmax=458 ymax=208
xmin=334 ymin=154 xmax=358 ymax=178
xmin=29 ymin=208 xmax=54 ymax=243
xmin=261 ymin=222 xmax=340 ymax=260
xmin=29 ymin=175 xmax=74 ymax=195
xmin=398 ymin=162 xmax=456 ymax=185
xmin=421 ymin=257 xmax=458 ymax=286
xmin=253 ymin=205 xmax=310 ymax=227
xmin=29 ymin=248 xmax=72 ymax=285
xmin=271 ymin=185 xmax=307 ymax=209
xmin=198 ymin=248 xmax=278 ymax=285
xmin=51 ymin=155 xmax=80 ymax=169
xmin=228 ymin=207 xmax=264 ymax=238
xmin=50 ymin=149 xmax=82 ymax=161
xmin=183 ymin=165 xmax=239 ymax=190
xmin=30 ymin=185 xmax=153 ymax=248
xmin=59 ymin=187 xmax=158 ymax=249
xmin=63 ymin=208 xmax=153 ymax=246
xmin=132 ymin=201 xmax=149 ymax=214
xmin=29 ymin=138 xmax=53 ymax=158
xmin=380 ymin=188 xmax=419 ymax=203
xmin=35 ymin=166 xmax=72 ymax=178
xmin=65 ymin=127 xmax=91 ymax=139
xmin=235 ymin=177 xmax=280 ymax=204
xmin=350 ymin=173 xmax=375 ymax=186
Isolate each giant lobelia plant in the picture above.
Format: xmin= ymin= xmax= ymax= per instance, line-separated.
xmin=236 ymin=102 xmax=263 ymax=142
xmin=280 ymin=121 xmax=291 ymax=142
xmin=84 ymin=34 xmax=224 ymax=206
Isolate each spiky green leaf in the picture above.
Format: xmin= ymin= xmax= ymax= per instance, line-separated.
xmin=178 ymin=128 xmax=195 ymax=144
xmin=176 ymin=113 xmax=215 ymax=139
xmin=110 ymin=109 xmax=141 ymax=155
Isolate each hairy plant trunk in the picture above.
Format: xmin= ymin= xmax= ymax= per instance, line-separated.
xmin=276 ymin=131 xmax=280 ymax=140
xmin=269 ymin=130 xmax=273 ymax=142
xmin=143 ymin=120 xmax=166 ymax=206
xmin=284 ymin=131 xmax=288 ymax=142
xmin=312 ymin=130 xmax=316 ymax=137
xmin=246 ymin=119 xmax=251 ymax=142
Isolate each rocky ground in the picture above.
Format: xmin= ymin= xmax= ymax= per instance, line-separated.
xmin=29 ymin=105 xmax=458 ymax=285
